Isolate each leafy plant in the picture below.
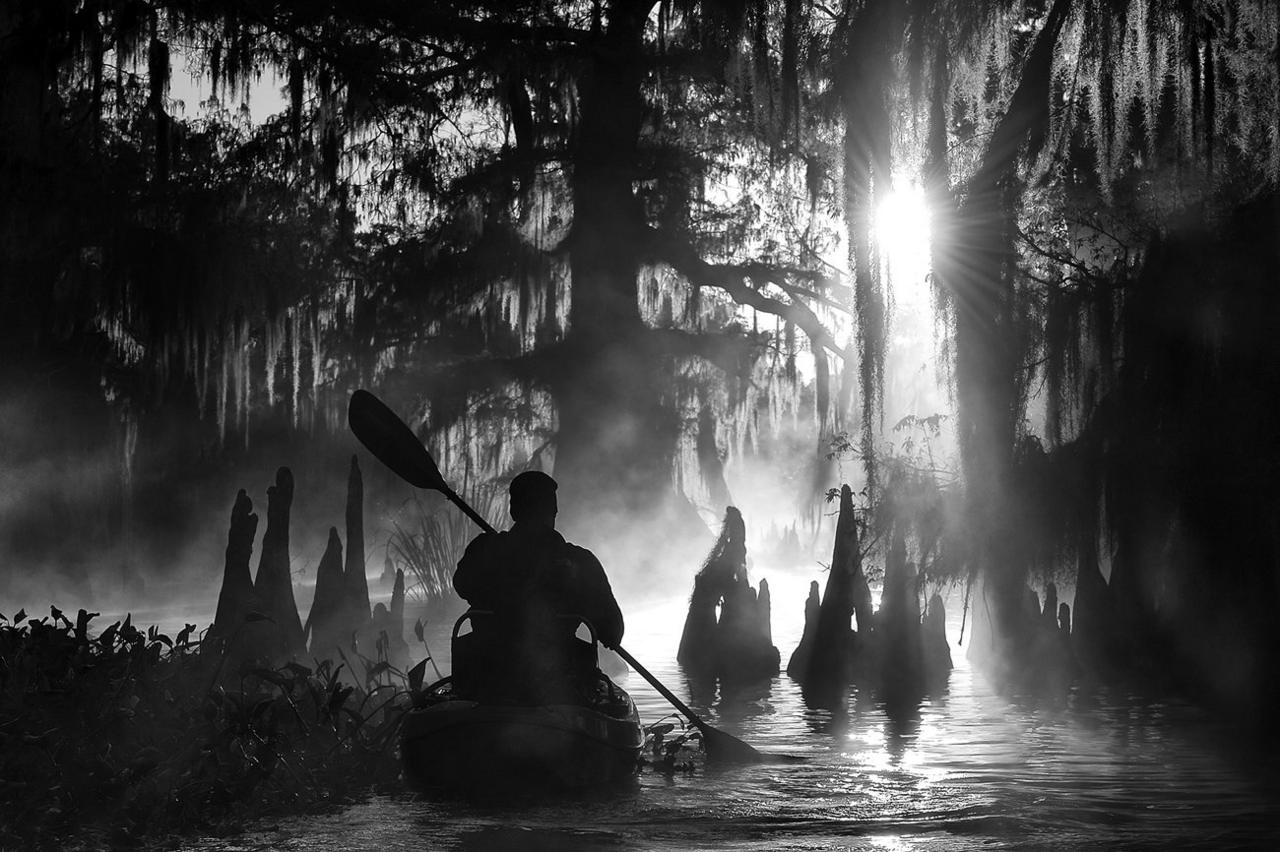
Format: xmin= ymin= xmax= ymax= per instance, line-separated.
xmin=826 ymin=414 xmax=966 ymax=589
xmin=0 ymin=607 xmax=411 ymax=848
xmin=639 ymin=715 xmax=704 ymax=776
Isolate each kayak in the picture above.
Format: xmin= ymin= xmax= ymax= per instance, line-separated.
xmin=400 ymin=611 xmax=643 ymax=790
xmin=400 ymin=679 xmax=642 ymax=789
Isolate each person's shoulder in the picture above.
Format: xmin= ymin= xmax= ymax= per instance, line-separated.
xmin=460 ymin=530 xmax=503 ymax=557
xmin=561 ymin=540 xmax=604 ymax=567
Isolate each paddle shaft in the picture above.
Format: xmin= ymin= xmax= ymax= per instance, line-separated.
xmin=611 ymin=644 xmax=710 ymax=735
xmin=442 ymin=485 xmax=495 ymax=534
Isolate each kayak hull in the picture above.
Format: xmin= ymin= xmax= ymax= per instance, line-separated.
xmin=401 ymin=694 xmax=643 ymax=790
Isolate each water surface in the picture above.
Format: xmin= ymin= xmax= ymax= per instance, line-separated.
xmin=174 ymin=573 xmax=1280 ymax=850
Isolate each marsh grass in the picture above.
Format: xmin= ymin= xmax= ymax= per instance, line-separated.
xmin=389 ymin=492 xmax=502 ymax=606
xmin=0 ymin=606 xmax=410 ymax=849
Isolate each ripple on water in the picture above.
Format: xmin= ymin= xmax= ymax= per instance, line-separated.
xmin=178 ymin=595 xmax=1280 ymax=851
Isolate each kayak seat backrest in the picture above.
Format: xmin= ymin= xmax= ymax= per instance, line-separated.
xmin=451 ymin=610 xmax=599 ymax=701
xmin=563 ymin=620 xmax=599 ymax=676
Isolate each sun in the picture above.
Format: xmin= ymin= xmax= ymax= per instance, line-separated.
xmin=875 ymin=181 xmax=932 ymax=307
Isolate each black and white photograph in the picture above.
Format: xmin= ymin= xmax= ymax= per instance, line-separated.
xmin=3 ymin=1 xmax=1279 ymax=848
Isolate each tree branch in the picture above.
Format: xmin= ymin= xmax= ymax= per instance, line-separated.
xmin=644 ymin=326 xmax=766 ymax=376
xmin=644 ymin=228 xmax=849 ymax=360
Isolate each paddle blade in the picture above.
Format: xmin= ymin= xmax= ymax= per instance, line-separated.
xmin=698 ymin=721 xmax=764 ymax=764
xmin=348 ymin=389 xmax=444 ymax=490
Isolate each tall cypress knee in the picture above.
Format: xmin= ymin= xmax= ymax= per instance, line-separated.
xmin=786 ymin=580 xmax=822 ymax=676
xmin=388 ymin=567 xmax=409 ymax=666
xmin=390 ymin=568 xmax=405 ymax=638
xmin=209 ymin=489 xmax=259 ymax=646
xmin=254 ymin=467 xmax=305 ymax=660
xmin=806 ymin=484 xmax=862 ymax=685
xmin=344 ymin=455 xmax=371 ymax=645
xmin=306 ymin=527 xmax=345 ymax=661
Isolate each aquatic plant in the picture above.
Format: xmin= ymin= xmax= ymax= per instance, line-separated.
xmin=0 ymin=607 xmax=409 ymax=849
xmin=641 ymin=715 xmax=704 ymax=776
xmin=388 ymin=492 xmax=500 ymax=606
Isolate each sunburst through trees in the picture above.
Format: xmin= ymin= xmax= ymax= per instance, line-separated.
xmin=2 ymin=0 xmax=1280 ymax=715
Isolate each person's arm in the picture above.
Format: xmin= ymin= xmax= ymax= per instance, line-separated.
xmin=568 ymin=547 xmax=624 ymax=649
xmin=453 ymin=534 xmax=496 ymax=606
xmin=595 ymin=585 xmax=625 ymax=650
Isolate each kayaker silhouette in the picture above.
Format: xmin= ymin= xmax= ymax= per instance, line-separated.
xmin=453 ymin=470 xmax=624 ymax=702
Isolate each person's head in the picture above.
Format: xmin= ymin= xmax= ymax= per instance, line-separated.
xmin=509 ymin=470 xmax=558 ymax=528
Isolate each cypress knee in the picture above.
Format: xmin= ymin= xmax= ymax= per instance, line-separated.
xmin=344 ymin=455 xmax=371 ymax=648
xmin=389 ymin=567 xmax=409 ymax=666
xmin=306 ymin=527 xmax=345 ymax=661
xmin=208 ymin=489 xmax=259 ymax=647
xmin=806 ymin=484 xmax=861 ymax=685
xmin=253 ymin=467 xmax=306 ymax=660
xmin=786 ymin=580 xmax=822 ymax=676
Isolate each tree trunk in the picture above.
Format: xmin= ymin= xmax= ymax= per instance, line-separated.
xmin=841 ymin=0 xmax=902 ymax=476
xmin=947 ymin=0 xmax=1073 ymax=667
xmin=550 ymin=0 xmax=708 ymax=564
xmin=0 ymin=2 xmax=52 ymax=170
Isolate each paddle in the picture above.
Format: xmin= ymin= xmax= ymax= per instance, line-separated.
xmin=347 ymin=388 xmax=764 ymax=764
xmin=347 ymin=389 xmax=493 ymax=532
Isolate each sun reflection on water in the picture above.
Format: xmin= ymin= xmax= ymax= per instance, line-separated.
xmin=175 ymin=585 xmax=1280 ymax=852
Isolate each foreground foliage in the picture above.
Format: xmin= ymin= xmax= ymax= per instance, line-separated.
xmin=0 ymin=608 xmax=408 ymax=848
xmin=641 ymin=715 xmax=705 ymax=776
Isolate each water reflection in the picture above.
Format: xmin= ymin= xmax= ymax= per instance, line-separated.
xmin=178 ymin=590 xmax=1280 ymax=852
xmin=714 ymin=678 xmax=775 ymax=724
xmin=679 ymin=669 xmax=718 ymax=710
xmin=882 ymin=710 xmax=920 ymax=765
xmin=456 ymin=825 xmax=625 ymax=852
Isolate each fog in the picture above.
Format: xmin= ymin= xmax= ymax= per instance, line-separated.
xmin=0 ymin=180 xmax=962 ymax=634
